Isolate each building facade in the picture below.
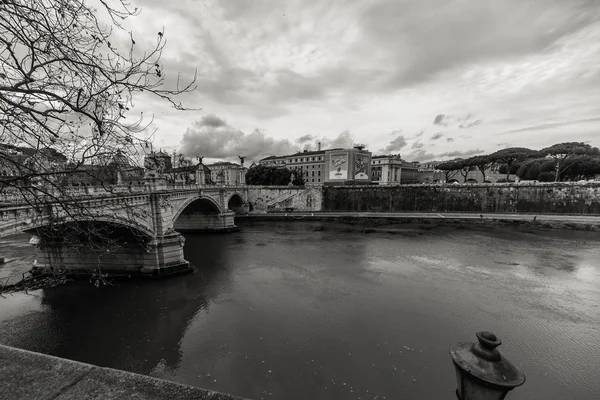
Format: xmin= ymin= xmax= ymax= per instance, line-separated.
xmin=206 ymin=161 xmax=247 ymax=185
xmin=371 ymin=155 xmax=419 ymax=184
xmin=324 ymin=146 xmax=372 ymax=185
xmin=260 ymin=149 xmax=328 ymax=184
xmin=259 ymin=145 xmax=372 ymax=185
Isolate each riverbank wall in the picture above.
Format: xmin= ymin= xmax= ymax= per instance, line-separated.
xmin=319 ymin=182 xmax=600 ymax=214
xmin=245 ymin=183 xmax=600 ymax=214
xmin=0 ymin=344 xmax=247 ymax=400
xmin=237 ymin=212 xmax=600 ymax=232
xmin=246 ymin=185 xmax=322 ymax=212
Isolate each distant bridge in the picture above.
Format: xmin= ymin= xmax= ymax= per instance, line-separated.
xmin=0 ymin=179 xmax=249 ymax=276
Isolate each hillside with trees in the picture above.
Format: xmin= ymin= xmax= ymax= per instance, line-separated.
xmin=434 ymin=142 xmax=600 ymax=183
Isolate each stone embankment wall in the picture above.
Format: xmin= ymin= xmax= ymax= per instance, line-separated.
xmin=247 ymin=185 xmax=322 ymax=212
xmin=322 ymin=183 xmax=600 ymax=214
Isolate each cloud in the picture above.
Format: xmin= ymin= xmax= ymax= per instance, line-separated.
xmin=507 ymin=117 xmax=600 ymax=133
xmin=199 ymin=114 xmax=227 ymax=128
xmin=438 ymin=149 xmax=485 ymax=158
xmin=296 ymin=134 xmax=315 ymax=144
xmin=301 ymin=130 xmax=358 ymax=151
xmin=362 ymin=0 xmax=598 ymax=86
xmin=412 ymin=141 xmax=424 ymax=149
xmin=178 ymin=117 xmax=362 ymax=160
xmin=433 ymin=114 xmax=448 ymax=126
xmin=459 ymin=120 xmax=483 ymax=129
xmin=380 ymin=135 xmax=409 ymax=153
xmin=432 ymin=113 xmax=483 ymax=130
xmin=179 ymin=117 xmax=297 ymax=160
xmin=108 ymin=0 xmax=600 ymax=160
xmin=328 ymin=130 xmax=356 ymax=149
xmin=404 ymin=148 xmax=485 ymax=162
xmin=404 ymin=149 xmax=437 ymax=162
xmin=446 ymin=138 xmax=455 ymax=143
xmin=431 ymin=132 xmax=444 ymax=140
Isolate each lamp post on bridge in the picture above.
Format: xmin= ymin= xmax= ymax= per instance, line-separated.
xmin=450 ymin=331 xmax=525 ymax=400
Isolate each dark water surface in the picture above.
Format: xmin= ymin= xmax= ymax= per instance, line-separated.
xmin=1 ymin=221 xmax=599 ymax=399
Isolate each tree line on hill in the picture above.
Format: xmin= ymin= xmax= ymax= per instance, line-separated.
xmin=436 ymin=142 xmax=600 ymax=183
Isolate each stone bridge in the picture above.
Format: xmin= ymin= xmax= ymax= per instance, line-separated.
xmin=0 ymin=178 xmax=249 ymax=277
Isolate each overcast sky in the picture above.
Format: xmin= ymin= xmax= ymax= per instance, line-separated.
xmin=121 ymin=0 xmax=600 ymax=163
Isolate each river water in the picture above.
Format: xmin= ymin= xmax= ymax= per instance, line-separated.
xmin=0 ymin=221 xmax=599 ymax=400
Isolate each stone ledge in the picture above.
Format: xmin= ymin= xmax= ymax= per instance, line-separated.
xmin=0 ymin=344 xmax=248 ymax=400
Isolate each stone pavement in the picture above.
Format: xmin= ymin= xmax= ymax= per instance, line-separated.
xmin=0 ymin=344 xmax=247 ymax=400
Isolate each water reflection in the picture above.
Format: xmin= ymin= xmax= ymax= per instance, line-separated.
xmin=2 ymin=233 xmax=234 ymax=376
xmin=0 ymin=222 xmax=599 ymax=400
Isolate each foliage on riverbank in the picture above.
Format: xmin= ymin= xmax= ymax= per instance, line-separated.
xmin=0 ymin=270 xmax=71 ymax=295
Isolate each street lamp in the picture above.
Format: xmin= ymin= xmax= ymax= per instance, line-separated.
xmin=450 ymin=331 xmax=525 ymax=400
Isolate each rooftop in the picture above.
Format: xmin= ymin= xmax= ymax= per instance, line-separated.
xmin=0 ymin=144 xmax=67 ymax=162
xmin=372 ymin=154 xmax=402 ymax=159
xmin=206 ymin=161 xmax=242 ymax=167
xmin=287 ymin=149 xmax=327 ymax=157
xmin=259 ymin=148 xmax=346 ymax=161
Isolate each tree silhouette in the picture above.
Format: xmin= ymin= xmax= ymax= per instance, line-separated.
xmin=466 ymin=155 xmax=493 ymax=182
xmin=245 ymin=165 xmax=291 ymax=185
xmin=489 ymin=148 xmax=539 ymax=181
xmin=0 ymin=0 xmax=196 ymax=277
xmin=436 ymin=160 xmax=463 ymax=182
xmin=540 ymin=142 xmax=600 ymax=181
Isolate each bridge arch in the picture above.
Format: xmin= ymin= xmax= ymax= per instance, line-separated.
xmin=1 ymin=213 xmax=155 ymax=240
xmin=227 ymin=193 xmax=244 ymax=214
xmin=26 ymin=219 xmax=154 ymax=242
xmin=172 ymin=195 xmax=223 ymax=222
xmin=172 ymin=195 xmax=237 ymax=233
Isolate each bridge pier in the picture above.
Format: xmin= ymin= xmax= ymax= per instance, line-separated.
xmin=140 ymin=232 xmax=191 ymax=277
xmin=31 ymin=231 xmax=191 ymax=277
xmin=173 ymin=210 xmax=238 ymax=233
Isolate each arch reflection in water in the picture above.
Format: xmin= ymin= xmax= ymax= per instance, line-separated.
xmin=32 ymin=234 xmax=233 ymax=376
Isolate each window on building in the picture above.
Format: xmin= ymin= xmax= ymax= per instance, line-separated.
xmin=311 ymin=178 xmax=314 ymax=182
xmin=318 ymin=170 xmax=321 ymax=176
xmin=312 ymin=171 xmax=315 ymax=177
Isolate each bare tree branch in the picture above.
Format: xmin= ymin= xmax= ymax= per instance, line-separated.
xmin=0 ymin=0 xmax=198 ymax=279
